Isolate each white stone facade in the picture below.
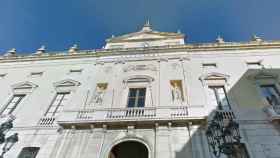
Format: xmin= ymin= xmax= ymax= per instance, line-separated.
xmin=1 ymin=24 xmax=280 ymax=158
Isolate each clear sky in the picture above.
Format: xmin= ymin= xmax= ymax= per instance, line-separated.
xmin=1 ymin=0 xmax=280 ymax=54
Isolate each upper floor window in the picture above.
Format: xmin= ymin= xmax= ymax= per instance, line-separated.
xmin=45 ymin=92 xmax=70 ymax=117
xmin=1 ymin=94 xmax=26 ymax=115
xmin=246 ymin=60 xmax=263 ymax=69
xmin=123 ymin=75 xmax=154 ymax=107
xmin=209 ymin=86 xmax=231 ymax=110
xmin=1 ymin=81 xmax=38 ymax=116
xmin=18 ymin=147 xmax=40 ymax=158
xmin=202 ymin=63 xmax=217 ymax=69
xmin=0 ymin=73 xmax=7 ymax=79
xmin=260 ymin=85 xmax=280 ymax=106
xmin=199 ymin=72 xmax=231 ymax=110
xmin=127 ymin=88 xmax=146 ymax=108
xmin=44 ymin=79 xmax=80 ymax=117
xmin=68 ymin=69 xmax=83 ymax=75
xmin=29 ymin=72 xmax=43 ymax=78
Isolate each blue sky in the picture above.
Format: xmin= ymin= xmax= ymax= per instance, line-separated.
xmin=1 ymin=0 xmax=280 ymax=54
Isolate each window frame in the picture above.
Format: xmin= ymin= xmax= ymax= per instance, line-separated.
xmin=44 ymin=91 xmax=71 ymax=117
xmin=208 ymin=85 xmax=231 ymax=110
xmin=127 ymin=88 xmax=146 ymax=108
xmin=18 ymin=147 xmax=40 ymax=158
xmin=122 ymin=75 xmax=154 ymax=108
xmin=259 ymin=84 xmax=280 ymax=106
xmin=0 ymin=94 xmax=26 ymax=115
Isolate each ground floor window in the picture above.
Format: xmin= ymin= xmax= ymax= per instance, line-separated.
xmin=18 ymin=147 xmax=40 ymax=158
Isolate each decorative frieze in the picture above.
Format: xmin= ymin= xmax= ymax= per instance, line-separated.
xmin=123 ymin=64 xmax=157 ymax=72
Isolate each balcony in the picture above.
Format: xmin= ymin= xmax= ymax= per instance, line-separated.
xmin=57 ymin=106 xmax=206 ymax=128
xmin=37 ymin=116 xmax=56 ymax=127
xmin=263 ymin=105 xmax=280 ymax=121
xmin=215 ymin=109 xmax=236 ymax=120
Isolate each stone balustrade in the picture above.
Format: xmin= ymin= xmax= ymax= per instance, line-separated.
xmin=57 ymin=105 xmax=206 ymax=126
xmin=38 ymin=116 xmax=56 ymax=127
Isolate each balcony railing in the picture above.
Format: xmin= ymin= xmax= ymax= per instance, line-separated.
xmin=215 ymin=109 xmax=236 ymax=120
xmin=106 ymin=107 xmax=156 ymax=119
xmin=37 ymin=116 xmax=56 ymax=127
xmin=263 ymin=105 xmax=280 ymax=121
xmin=57 ymin=106 xmax=205 ymax=126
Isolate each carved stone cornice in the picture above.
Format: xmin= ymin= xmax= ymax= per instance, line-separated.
xmin=2 ymin=41 xmax=280 ymax=63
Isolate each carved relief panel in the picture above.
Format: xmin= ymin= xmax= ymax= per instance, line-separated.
xmin=91 ymin=83 xmax=108 ymax=105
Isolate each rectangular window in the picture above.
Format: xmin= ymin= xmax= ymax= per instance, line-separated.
xmin=127 ymin=88 xmax=146 ymax=108
xmin=45 ymin=92 xmax=70 ymax=117
xmin=18 ymin=147 xmax=40 ymax=158
xmin=246 ymin=61 xmax=262 ymax=69
xmin=208 ymin=86 xmax=230 ymax=110
xmin=30 ymin=72 xmax=43 ymax=77
xmin=0 ymin=73 xmax=7 ymax=79
xmin=69 ymin=69 xmax=83 ymax=74
xmin=260 ymin=85 xmax=280 ymax=106
xmin=202 ymin=63 xmax=217 ymax=69
xmin=1 ymin=94 xmax=26 ymax=115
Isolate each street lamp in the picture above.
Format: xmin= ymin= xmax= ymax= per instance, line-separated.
xmin=206 ymin=111 xmax=242 ymax=157
xmin=0 ymin=118 xmax=18 ymax=158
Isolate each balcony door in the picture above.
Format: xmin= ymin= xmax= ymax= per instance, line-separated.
xmin=127 ymin=88 xmax=146 ymax=108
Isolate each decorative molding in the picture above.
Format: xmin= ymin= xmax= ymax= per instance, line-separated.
xmin=102 ymin=124 xmax=107 ymax=133
xmin=53 ymin=79 xmax=81 ymax=88
xmin=0 ymin=73 xmax=7 ymax=78
xmin=11 ymin=81 xmax=38 ymax=91
xmin=156 ymin=57 xmax=168 ymax=62
xmin=102 ymin=134 xmax=153 ymax=158
xmin=94 ymin=61 xmax=105 ymax=65
xmin=171 ymin=63 xmax=180 ymax=70
xmin=123 ymin=64 xmax=157 ymax=72
xmin=71 ymin=125 xmax=76 ymax=134
xmin=199 ymin=72 xmax=230 ymax=81
xmin=179 ymin=56 xmax=190 ymax=61
xmin=199 ymin=72 xmax=230 ymax=86
xmin=123 ymin=75 xmax=154 ymax=83
xmin=127 ymin=125 xmax=135 ymax=136
xmin=247 ymin=70 xmax=278 ymax=81
xmin=3 ymin=42 xmax=280 ymax=64
xmin=114 ymin=59 xmax=126 ymax=64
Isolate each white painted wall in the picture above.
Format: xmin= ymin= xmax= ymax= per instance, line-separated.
xmin=1 ymin=46 xmax=280 ymax=157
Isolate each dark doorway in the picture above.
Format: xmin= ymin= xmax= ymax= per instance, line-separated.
xmin=109 ymin=141 xmax=148 ymax=158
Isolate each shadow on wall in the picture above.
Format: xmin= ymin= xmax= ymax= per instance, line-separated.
xmin=174 ymin=68 xmax=280 ymax=158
